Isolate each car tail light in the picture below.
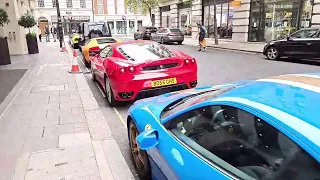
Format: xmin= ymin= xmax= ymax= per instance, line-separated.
xmin=168 ymin=33 xmax=174 ymax=36
xmin=120 ymin=67 xmax=125 ymax=73
xmin=89 ymin=46 xmax=100 ymax=53
xmin=184 ymin=58 xmax=196 ymax=64
xmin=128 ymin=66 xmax=135 ymax=73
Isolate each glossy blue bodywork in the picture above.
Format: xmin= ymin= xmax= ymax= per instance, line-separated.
xmin=127 ymin=75 xmax=320 ymax=180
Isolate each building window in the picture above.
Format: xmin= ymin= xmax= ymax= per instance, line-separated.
xmin=248 ymin=0 xmax=313 ymax=42
xmin=97 ymin=0 xmax=104 ymax=14
xmin=80 ymin=0 xmax=86 ymax=8
xmin=38 ymin=0 xmax=44 ymax=7
xmin=52 ymin=0 xmax=56 ymax=7
xmin=66 ymin=0 xmax=73 ymax=8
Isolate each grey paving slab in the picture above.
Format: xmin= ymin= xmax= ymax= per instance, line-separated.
xmin=30 ymin=85 xmax=65 ymax=93
xmin=74 ymin=73 xmax=91 ymax=91
xmin=59 ymin=113 xmax=86 ymax=125
xmin=79 ymin=90 xmax=99 ymax=111
xmin=22 ymin=135 xmax=58 ymax=153
xmin=25 ymin=145 xmax=100 ymax=180
xmin=101 ymin=139 xmax=134 ymax=180
xmin=85 ymin=110 xmax=112 ymax=141
xmin=92 ymin=140 xmax=114 ymax=180
xmin=44 ymin=124 xmax=74 ymax=137
xmin=58 ymin=132 xmax=91 ymax=148
xmin=12 ymin=153 xmax=30 ymax=180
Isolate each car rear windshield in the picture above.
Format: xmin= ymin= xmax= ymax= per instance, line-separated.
xmin=146 ymin=27 xmax=157 ymax=32
xmin=170 ymin=29 xmax=182 ymax=33
xmin=118 ymin=43 xmax=175 ymax=62
xmin=96 ymin=38 xmax=117 ymax=44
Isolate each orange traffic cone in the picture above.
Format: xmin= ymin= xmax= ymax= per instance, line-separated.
xmin=69 ymin=50 xmax=82 ymax=74
xmin=61 ymin=40 xmax=67 ymax=52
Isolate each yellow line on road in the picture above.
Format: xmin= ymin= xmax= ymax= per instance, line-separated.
xmin=113 ymin=107 xmax=127 ymax=129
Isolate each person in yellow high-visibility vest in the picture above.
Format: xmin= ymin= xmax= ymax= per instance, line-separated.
xmin=196 ymin=23 xmax=207 ymax=52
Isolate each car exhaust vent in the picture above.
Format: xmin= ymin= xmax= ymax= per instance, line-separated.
xmin=118 ymin=48 xmax=135 ymax=61
xmin=142 ymin=63 xmax=178 ymax=71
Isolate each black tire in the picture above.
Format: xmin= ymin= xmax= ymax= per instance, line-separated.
xmin=266 ymin=47 xmax=280 ymax=60
xmin=128 ymin=120 xmax=152 ymax=180
xmin=91 ymin=63 xmax=96 ymax=81
xmin=105 ymin=76 xmax=118 ymax=107
xmin=177 ymin=41 xmax=183 ymax=45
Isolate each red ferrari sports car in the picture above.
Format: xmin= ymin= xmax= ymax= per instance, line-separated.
xmin=90 ymin=40 xmax=198 ymax=106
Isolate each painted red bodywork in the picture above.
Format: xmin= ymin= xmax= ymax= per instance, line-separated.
xmin=91 ymin=40 xmax=198 ymax=101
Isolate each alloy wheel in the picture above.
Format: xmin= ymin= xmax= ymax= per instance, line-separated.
xmin=267 ymin=47 xmax=279 ymax=60
xmin=129 ymin=123 xmax=145 ymax=169
xmin=161 ymin=37 xmax=164 ymax=44
xmin=105 ymin=78 xmax=112 ymax=103
xmin=91 ymin=63 xmax=96 ymax=81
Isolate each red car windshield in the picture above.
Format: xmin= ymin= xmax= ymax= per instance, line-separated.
xmin=118 ymin=43 xmax=175 ymax=62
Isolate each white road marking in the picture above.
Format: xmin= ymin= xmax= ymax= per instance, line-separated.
xmin=94 ymin=82 xmax=106 ymax=98
xmin=92 ymin=77 xmax=126 ymax=129
xmin=77 ymin=57 xmax=90 ymax=72
xmin=113 ymin=107 xmax=127 ymax=129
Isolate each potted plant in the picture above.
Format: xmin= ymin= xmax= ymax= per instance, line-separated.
xmin=0 ymin=8 xmax=11 ymax=65
xmin=18 ymin=13 xmax=38 ymax=54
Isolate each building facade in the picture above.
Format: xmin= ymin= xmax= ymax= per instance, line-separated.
xmin=92 ymin=0 xmax=151 ymax=35
xmin=34 ymin=0 xmax=94 ymax=34
xmin=155 ymin=0 xmax=320 ymax=42
xmin=0 ymin=0 xmax=36 ymax=55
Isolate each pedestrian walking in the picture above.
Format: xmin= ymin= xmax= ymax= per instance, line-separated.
xmin=45 ymin=25 xmax=50 ymax=42
xmin=196 ymin=23 xmax=207 ymax=52
xmin=51 ymin=25 xmax=57 ymax=42
xmin=37 ymin=26 xmax=42 ymax=42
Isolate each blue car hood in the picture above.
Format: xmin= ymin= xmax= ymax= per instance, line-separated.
xmin=137 ymin=80 xmax=251 ymax=120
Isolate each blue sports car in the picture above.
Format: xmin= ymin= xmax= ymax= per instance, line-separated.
xmin=127 ymin=73 xmax=320 ymax=180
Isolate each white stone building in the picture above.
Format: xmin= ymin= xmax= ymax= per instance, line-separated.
xmin=92 ymin=0 xmax=151 ymax=35
xmin=0 ymin=0 xmax=37 ymax=55
xmin=34 ymin=0 xmax=94 ymax=34
xmin=155 ymin=0 xmax=320 ymax=42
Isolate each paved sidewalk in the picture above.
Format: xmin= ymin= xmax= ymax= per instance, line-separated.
xmin=183 ymin=37 xmax=266 ymax=53
xmin=0 ymin=41 xmax=133 ymax=180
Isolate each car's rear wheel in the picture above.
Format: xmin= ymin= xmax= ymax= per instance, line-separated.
xmin=177 ymin=41 xmax=183 ymax=45
xmin=91 ymin=63 xmax=96 ymax=81
xmin=267 ymin=47 xmax=280 ymax=60
xmin=129 ymin=120 xmax=151 ymax=180
xmin=105 ymin=76 xmax=118 ymax=107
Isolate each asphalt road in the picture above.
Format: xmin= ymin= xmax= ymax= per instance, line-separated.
xmin=76 ymin=41 xmax=320 ymax=179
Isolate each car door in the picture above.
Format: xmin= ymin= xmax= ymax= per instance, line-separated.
xmin=153 ymin=29 xmax=161 ymax=41
xmin=147 ymin=104 xmax=320 ymax=179
xmin=95 ymin=46 xmax=112 ymax=82
xmin=283 ymin=29 xmax=319 ymax=58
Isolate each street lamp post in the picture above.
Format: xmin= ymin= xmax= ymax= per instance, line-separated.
xmin=56 ymin=0 xmax=63 ymax=48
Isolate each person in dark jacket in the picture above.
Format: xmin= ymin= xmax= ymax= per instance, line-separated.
xmin=51 ymin=26 xmax=57 ymax=42
xmin=45 ymin=25 xmax=50 ymax=42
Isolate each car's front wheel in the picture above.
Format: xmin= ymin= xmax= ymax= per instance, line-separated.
xmin=129 ymin=120 xmax=151 ymax=180
xmin=266 ymin=47 xmax=280 ymax=60
xmin=105 ymin=76 xmax=118 ymax=107
xmin=160 ymin=37 xmax=165 ymax=44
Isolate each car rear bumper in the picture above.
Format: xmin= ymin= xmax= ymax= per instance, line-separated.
xmin=167 ymin=36 xmax=184 ymax=42
xmin=111 ymin=71 xmax=197 ymax=101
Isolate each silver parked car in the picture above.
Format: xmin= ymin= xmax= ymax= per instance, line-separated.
xmin=151 ymin=28 xmax=184 ymax=44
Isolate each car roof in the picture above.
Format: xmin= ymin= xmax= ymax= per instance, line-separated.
xmin=213 ymin=73 xmax=320 ymax=156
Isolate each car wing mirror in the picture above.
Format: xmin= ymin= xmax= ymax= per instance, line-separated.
xmin=89 ymin=52 xmax=96 ymax=56
xmin=136 ymin=129 xmax=159 ymax=150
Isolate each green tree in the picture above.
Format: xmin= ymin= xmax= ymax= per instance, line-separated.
xmin=0 ymin=8 xmax=10 ymax=27
xmin=18 ymin=12 xmax=37 ymax=34
xmin=125 ymin=0 xmax=159 ymax=23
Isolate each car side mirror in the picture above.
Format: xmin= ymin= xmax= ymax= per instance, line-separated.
xmin=136 ymin=129 xmax=159 ymax=150
xmin=89 ymin=52 xmax=96 ymax=56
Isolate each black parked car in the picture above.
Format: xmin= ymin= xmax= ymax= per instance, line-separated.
xmin=263 ymin=28 xmax=320 ymax=60
xmin=134 ymin=26 xmax=157 ymax=40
